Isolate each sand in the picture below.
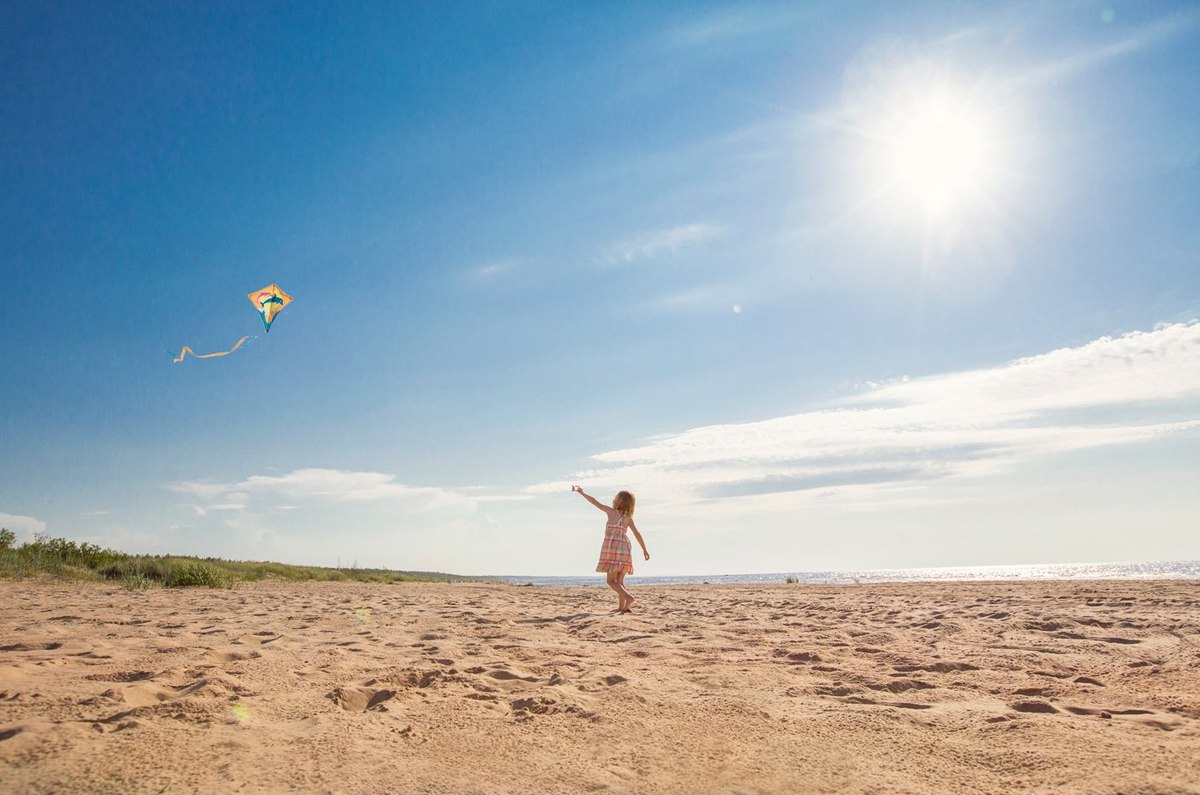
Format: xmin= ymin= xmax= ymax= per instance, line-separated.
xmin=1 ymin=579 xmax=1198 ymax=794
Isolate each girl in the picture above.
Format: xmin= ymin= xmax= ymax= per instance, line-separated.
xmin=572 ymin=485 xmax=649 ymax=613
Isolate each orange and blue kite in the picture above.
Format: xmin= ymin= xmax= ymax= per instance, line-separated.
xmin=171 ymin=283 xmax=294 ymax=363
xmin=248 ymin=283 xmax=293 ymax=332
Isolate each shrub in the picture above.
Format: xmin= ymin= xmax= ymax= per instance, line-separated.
xmin=98 ymin=557 xmax=166 ymax=582
xmin=0 ymin=528 xmax=15 ymax=550
xmin=165 ymin=561 xmax=230 ymax=588
xmin=123 ymin=573 xmax=158 ymax=590
xmin=0 ymin=551 xmax=31 ymax=579
xmin=23 ymin=534 xmax=126 ymax=570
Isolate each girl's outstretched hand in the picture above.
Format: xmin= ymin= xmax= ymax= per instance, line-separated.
xmin=644 ymin=551 xmax=651 ymax=561
xmin=571 ymin=485 xmax=583 ymax=493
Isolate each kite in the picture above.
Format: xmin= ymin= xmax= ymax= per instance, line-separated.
xmin=171 ymin=336 xmax=250 ymax=363
xmin=170 ymin=283 xmax=294 ymax=363
xmin=249 ymin=283 xmax=293 ymax=332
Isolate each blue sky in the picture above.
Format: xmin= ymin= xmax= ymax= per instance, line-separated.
xmin=2 ymin=1 xmax=1198 ymax=576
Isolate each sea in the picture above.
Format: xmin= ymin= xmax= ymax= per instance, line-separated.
xmin=491 ymin=560 xmax=1200 ymax=588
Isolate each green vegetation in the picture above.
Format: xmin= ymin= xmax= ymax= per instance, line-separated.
xmin=0 ymin=530 xmax=464 ymax=588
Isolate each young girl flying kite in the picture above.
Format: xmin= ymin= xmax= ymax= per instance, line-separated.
xmin=572 ymin=486 xmax=649 ymax=613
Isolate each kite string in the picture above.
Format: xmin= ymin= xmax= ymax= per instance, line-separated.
xmin=171 ymin=335 xmax=252 ymax=363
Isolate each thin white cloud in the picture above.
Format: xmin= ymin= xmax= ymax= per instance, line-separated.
xmin=168 ymin=468 xmax=474 ymax=513
xmin=461 ymin=257 xmax=524 ymax=283
xmin=664 ymin=7 xmax=804 ymax=48
xmin=1013 ymin=12 xmax=1200 ymax=88
xmin=457 ymin=486 xmax=533 ymax=503
xmin=852 ymin=323 xmax=1200 ymax=416
xmin=170 ymin=481 xmax=229 ymax=500
xmin=606 ymin=223 xmax=725 ymax=266
xmin=639 ymin=285 xmax=726 ymax=312
xmin=528 ymin=323 xmax=1200 ymax=511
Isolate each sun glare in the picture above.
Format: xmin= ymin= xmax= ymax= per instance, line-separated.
xmin=841 ymin=54 xmax=1018 ymax=248
xmin=884 ymin=90 xmax=999 ymax=220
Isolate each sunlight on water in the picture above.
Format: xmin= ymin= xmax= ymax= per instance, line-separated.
xmin=497 ymin=560 xmax=1200 ymax=587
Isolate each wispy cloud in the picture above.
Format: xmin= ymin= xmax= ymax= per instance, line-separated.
xmin=637 ymin=284 xmax=727 ymax=313
xmin=461 ymin=257 xmax=524 ymax=283
xmin=664 ymin=7 xmax=805 ymax=48
xmin=1013 ymin=12 xmax=1200 ymax=88
xmin=169 ymin=468 xmax=475 ymax=513
xmin=528 ymin=323 xmax=1200 ymax=511
xmin=605 ymin=223 xmax=725 ymax=266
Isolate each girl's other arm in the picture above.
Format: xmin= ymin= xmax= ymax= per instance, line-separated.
xmin=629 ymin=520 xmax=650 ymax=560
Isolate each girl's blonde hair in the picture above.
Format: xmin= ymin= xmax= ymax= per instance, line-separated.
xmin=613 ymin=491 xmax=635 ymax=517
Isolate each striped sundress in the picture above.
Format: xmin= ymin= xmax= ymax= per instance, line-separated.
xmin=596 ymin=519 xmax=634 ymax=574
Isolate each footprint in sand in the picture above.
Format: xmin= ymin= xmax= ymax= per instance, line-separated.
xmin=867 ymin=678 xmax=935 ymax=694
xmin=328 ymin=685 xmax=396 ymax=712
xmin=845 ymin=696 xmax=933 ymax=710
xmin=1 ymin=642 xmax=63 ymax=652
xmin=893 ymin=662 xmax=978 ymax=673
xmin=85 ymin=670 xmax=156 ymax=683
xmin=509 ymin=696 xmax=597 ymax=722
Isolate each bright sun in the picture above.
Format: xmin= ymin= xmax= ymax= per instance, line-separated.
xmin=883 ymin=90 xmax=999 ymax=220
xmin=851 ymin=73 xmax=1013 ymax=237
xmin=833 ymin=49 xmax=1025 ymax=265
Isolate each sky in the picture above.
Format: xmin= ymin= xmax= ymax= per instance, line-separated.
xmin=2 ymin=1 xmax=1198 ymax=576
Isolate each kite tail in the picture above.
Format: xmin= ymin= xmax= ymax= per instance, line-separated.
xmin=171 ymin=336 xmax=251 ymax=363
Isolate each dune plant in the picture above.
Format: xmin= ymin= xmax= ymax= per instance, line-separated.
xmin=165 ymin=561 xmax=230 ymax=588
xmin=0 ymin=533 xmax=462 ymax=586
xmin=122 ymin=572 xmax=158 ymax=590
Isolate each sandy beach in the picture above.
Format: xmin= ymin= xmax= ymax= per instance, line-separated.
xmin=1 ymin=579 xmax=1197 ymax=793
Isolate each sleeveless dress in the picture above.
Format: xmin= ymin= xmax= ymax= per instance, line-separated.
xmin=596 ymin=518 xmax=634 ymax=574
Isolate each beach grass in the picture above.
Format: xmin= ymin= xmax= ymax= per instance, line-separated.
xmin=0 ymin=530 xmax=463 ymax=587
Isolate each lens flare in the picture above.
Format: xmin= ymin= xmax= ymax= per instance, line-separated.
xmin=228 ymin=702 xmax=251 ymax=725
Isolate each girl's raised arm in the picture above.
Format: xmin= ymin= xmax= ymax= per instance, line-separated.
xmin=572 ymin=485 xmax=610 ymax=513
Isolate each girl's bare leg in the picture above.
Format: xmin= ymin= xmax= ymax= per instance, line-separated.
xmin=616 ymin=572 xmax=634 ymax=612
xmin=606 ymin=571 xmax=625 ymax=612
